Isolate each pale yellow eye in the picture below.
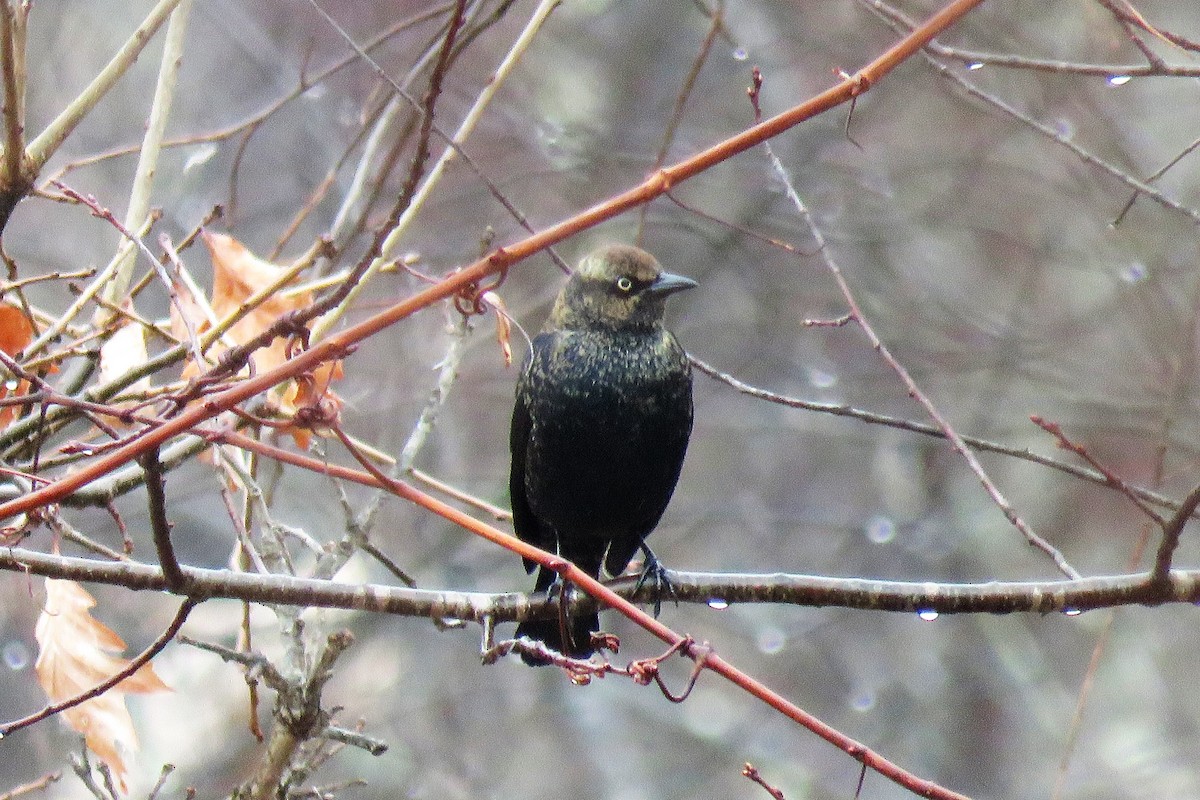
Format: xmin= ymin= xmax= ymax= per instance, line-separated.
xmin=615 ymin=276 xmax=634 ymax=293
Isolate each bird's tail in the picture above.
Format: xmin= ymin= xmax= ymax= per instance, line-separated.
xmin=515 ymin=566 xmax=599 ymax=666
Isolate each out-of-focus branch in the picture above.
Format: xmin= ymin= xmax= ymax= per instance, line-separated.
xmin=24 ymin=0 xmax=184 ymax=172
xmin=0 ymin=1 xmax=27 ymax=185
xmin=309 ymin=0 xmax=560 ymax=339
xmin=101 ymin=0 xmax=193 ymax=317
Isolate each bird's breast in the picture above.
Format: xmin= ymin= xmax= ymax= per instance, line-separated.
xmin=520 ymin=329 xmax=692 ymax=536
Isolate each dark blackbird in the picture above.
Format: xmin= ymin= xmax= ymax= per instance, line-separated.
xmin=510 ymin=244 xmax=695 ymax=665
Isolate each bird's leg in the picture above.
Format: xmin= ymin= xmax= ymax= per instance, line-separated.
xmin=634 ymin=542 xmax=678 ymax=617
xmin=543 ymin=571 xmax=583 ymax=657
xmin=553 ymin=578 xmax=573 ymax=654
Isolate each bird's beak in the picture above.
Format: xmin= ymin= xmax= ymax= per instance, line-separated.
xmin=647 ymin=271 xmax=697 ymax=297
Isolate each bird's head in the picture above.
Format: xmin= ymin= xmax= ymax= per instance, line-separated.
xmin=550 ymin=244 xmax=697 ymax=332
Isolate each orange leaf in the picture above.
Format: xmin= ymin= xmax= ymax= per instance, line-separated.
xmin=190 ymin=232 xmax=343 ymax=447
xmin=0 ymin=302 xmax=34 ymax=428
xmin=34 ymin=579 xmax=170 ymax=794
xmin=0 ymin=302 xmax=32 ymax=355
xmin=202 ymin=231 xmax=311 ymax=375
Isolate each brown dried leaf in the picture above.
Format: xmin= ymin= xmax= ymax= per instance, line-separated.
xmin=482 ymin=290 xmax=512 ymax=367
xmin=0 ymin=301 xmax=32 ymax=355
xmin=0 ymin=302 xmax=33 ymax=428
xmin=202 ymin=231 xmax=310 ymax=375
xmin=192 ymin=232 xmax=343 ymax=447
xmin=34 ymin=579 xmax=170 ymax=795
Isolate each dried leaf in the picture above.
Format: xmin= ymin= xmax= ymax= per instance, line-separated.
xmin=191 ymin=232 xmax=342 ymax=446
xmin=34 ymin=579 xmax=170 ymax=795
xmin=98 ymin=320 xmax=151 ymax=428
xmin=0 ymin=301 xmax=32 ymax=355
xmin=0 ymin=302 xmax=34 ymax=428
xmin=482 ymin=291 xmax=512 ymax=367
xmin=202 ymin=231 xmax=309 ymax=374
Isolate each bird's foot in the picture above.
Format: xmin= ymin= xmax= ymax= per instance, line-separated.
xmin=633 ymin=545 xmax=678 ymax=618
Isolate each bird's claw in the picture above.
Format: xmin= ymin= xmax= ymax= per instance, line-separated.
xmin=633 ymin=551 xmax=678 ymax=618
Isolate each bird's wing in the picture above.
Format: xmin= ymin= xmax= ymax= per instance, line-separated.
xmin=605 ymin=357 xmax=694 ymax=576
xmin=509 ymin=336 xmax=546 ymax=573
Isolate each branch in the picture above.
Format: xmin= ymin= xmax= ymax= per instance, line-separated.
xmin=0 ymin=0 xmax=26 ymax=183
xmin=748 ymin=67 xmax=1078 ymax=579
xmin=24 ymin=0 xmax=185 ymax=171
xmin=308 ymin=0 xmax=561 ymax=339
xmin=689 ymin=357 xmax=1195 ymax=519
xmin=139 ymin=446 xmax=185 ymax=590
xmin=862 ymin=0 xmax=1200 ymax=224
xmin=1151 ymin=482 xmax=1200 ymax=582
xmin=101 ymin=0 xmax=193 ymax=315
xmin=3 ymin=547 xmax=1198 ymax=619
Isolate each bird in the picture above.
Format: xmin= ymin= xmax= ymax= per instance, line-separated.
xmin=510 ymin=243 xmax=695 ymax=665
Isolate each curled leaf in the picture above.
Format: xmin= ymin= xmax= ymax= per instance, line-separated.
xmin=482 ymin=290 xmax=512 ymax=368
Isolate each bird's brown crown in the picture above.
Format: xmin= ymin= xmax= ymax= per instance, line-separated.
xmin=549 ymin=244 xmax=691 ymax=332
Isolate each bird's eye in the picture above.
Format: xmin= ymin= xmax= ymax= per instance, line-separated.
xmin=615 ymin=276 xmax=634 ymax=293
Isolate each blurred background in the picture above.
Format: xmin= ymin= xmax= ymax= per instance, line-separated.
xmin=1 ymin=1 xmax=1199 ymax=798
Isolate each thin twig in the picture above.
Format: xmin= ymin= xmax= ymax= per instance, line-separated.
xmin=0 ymin=771 xmax=62 ymax=800
xmin=1030 ymin=416 xmax=1164 ymax=525
xmin=101 ymin=0 xmax=192 ymax=315
xmin=140 ymin=446 xmax=185 ymax=590
xmin=749 ymin=69 xmax=1079 ymax=579
xmin=635 ymin=1 xmax=723 ymax=245
xmin=40 ymin=5 xmax=456 ymax=188
xmin=742 ymin=763 xmax=786 ymax=800
xmin=1151 ymin=482 xmax=1200 ymax=581
xmin=25 ymin=0 xmax=185 ymax=172
xmin=310 ymin=0 xmax=562 ymax=339
xmin=862 ymin=0 xmax=1200 ymax=225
